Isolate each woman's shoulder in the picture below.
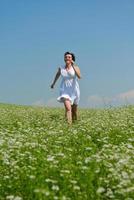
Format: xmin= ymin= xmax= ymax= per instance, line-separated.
xmin=60 ymin=65 xmax=65 ymax=69
xmin=56 ymin=65 xmax=62 ymax=72
xmin=58 ymin=65 xmax=66 ymax=73
xmin=57 ymin=65 xmax=64 ymax=70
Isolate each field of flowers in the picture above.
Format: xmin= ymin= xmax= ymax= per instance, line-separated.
xmin=0 ymin=103 xmax=134 ymax=200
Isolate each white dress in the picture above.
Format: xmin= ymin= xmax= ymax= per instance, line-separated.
xmin=57 ymin=65 xmax=80 ymax=105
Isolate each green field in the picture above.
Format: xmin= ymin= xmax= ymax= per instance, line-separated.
xmin=0 ymin=103 xmax=134 ymax=200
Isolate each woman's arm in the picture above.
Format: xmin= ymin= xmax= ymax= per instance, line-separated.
xmin=51 ymin=67 xmax=61 ymax=88
xmin=72 ymin=63 xmax=81 ymax=79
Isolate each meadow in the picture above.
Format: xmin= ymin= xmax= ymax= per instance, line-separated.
xmin=0 ymin=103 xmax=134 ymax=200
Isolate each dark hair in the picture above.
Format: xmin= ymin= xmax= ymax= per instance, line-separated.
xmin=64 ymin=51 xmax=75 ymax=62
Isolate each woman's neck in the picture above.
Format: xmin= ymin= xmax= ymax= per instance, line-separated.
xmin=65 ymin=63 xmax=72 ymax=68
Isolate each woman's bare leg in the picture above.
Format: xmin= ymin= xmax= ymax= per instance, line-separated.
xmin=72 ymin=104 xmax=78 ymax=121
xmin=64 ymin=99 xmax=72 ymax=124
xmin=65 ymin=110 xmax=67 ymax=119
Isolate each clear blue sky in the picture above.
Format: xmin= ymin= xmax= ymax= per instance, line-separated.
xmin=0 ymin=0 xmax=134 ymax=107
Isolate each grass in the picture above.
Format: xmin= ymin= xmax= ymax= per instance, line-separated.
xmin=0 ymin=103 xmax=134 ymax=200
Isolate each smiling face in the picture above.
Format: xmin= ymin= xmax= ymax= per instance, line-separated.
xmin=64 ymin=54 xmax=73 ymax=65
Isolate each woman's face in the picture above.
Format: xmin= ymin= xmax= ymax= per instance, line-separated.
xmin=64 ymin=54 xmax=73 ymax=65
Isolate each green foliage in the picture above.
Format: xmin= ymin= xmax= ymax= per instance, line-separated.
xmin=0 ymin=103 xmax=134 ymax=200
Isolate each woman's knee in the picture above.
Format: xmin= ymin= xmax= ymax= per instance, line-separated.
xmin=66 ymin=106 xmax=71 ymax=112
xmin=64 ymin=100 xmax=71 ymax=112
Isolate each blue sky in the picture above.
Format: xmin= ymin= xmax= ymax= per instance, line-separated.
xmin=0 ymin=0 xmax=134 ymax=107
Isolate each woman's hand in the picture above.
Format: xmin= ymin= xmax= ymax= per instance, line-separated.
xmin=50 ymin=83 xmax=54 ymax=89
xmin=71 ymin=60 xmax=74 ymax=64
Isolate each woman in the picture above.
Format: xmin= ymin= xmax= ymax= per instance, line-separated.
xmin=50 ymin=52 xmax=81 ymax=124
